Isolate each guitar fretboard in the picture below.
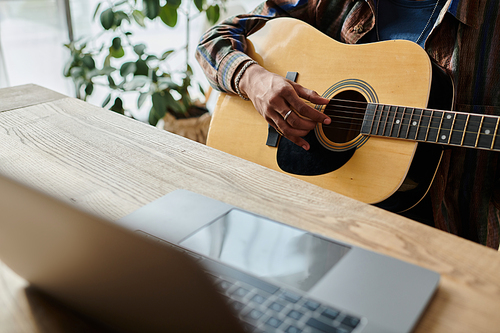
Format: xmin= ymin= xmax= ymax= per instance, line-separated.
xmin=361 ymin=103 xmax=500 ymax=152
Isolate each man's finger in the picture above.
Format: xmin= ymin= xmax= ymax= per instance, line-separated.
xmin=287 ymin=84 xmax=331 ymax=124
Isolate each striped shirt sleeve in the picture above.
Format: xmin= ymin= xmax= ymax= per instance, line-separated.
xmin=195 ymin=0 xmax=318 ymax=95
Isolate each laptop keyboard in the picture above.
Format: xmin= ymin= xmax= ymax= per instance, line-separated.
xmin=202 ymin=258 xmax=363 ymax=333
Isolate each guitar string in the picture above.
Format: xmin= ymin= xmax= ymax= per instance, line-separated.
xmin=301 ymin=98 xmax=490 ymax=126
xmin=303 ymin=98 xmax=497 ymax=119
xmin=313 ymin=119 xmax=494 ymax=143
xmin=301 ymin=100 xmax=487 ymax=127
xmin=303 ymin=98 xmax=500 ymax=115
xmin=319 ymin=112 xmax=487 ymax=136
xmin=295 ymin=99 xmax=493 ymax=138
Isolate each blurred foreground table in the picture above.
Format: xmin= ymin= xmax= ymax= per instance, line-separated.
xmin=0 ymin=84 xmax=500 ymax=332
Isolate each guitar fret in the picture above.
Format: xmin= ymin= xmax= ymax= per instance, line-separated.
xmin=361 ymin=103 xmax=500 ymax=153
xmin=427 ymin=110 xmax=442 ymax=142
xmin=399 ymin=107 xmax=412 ymax=139
xmin=361 ymin=103 xmax=377 ymax=135
xmin=450 ymin=113 xmax=467 ymax=146
xmin=385 ymin=106 xmax=397 ymax=137
xmin=381 ymin=105 xmax=390 ymax=136
xmin=437 ymin=111 xmax=445 ymax=142
xmin=438 ymin=112 xmax=454 ymax=144
xmin=378 ymin=105 xmax=390 ymax=136
xmin=461 ymin=114 xmax=470 ymax=146
xmin=374 ymin=104 xmax=384 ymax=135
xmin=474 ymin=117 xmax=485 ymax=147
xmin=492 ymin=117 xmax=500 ymax=150
xmin=404 ymin=108 xmax=413 ymax=138
xmin=424 ymin=110 xmax=433 ymax=141
xmin=417 ymin=110 xmax=432 ymax=141
xmin=449 ymin=113 xmax=457 ymax=142
xmin=405 ymin=108 xmax=415 ymax=139
xmin=394 ymin=107 xmax=404 ymax=138
xmin=463 ymin=115 xmax=482 ymax=147
xmin=370 ymin=105 xmax=380 ymax=134
xmin=494 ymin=129 xmax=500 ymax=151
xmin=408 ymin=109 xmax=422 ymax=141
xmin=477 ymin=116 xmax=498 ymax=149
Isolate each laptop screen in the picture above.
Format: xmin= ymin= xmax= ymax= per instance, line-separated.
xmin=180 ymin=209 xmax=350 ymax=291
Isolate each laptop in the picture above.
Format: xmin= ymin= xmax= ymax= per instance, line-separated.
xmin=0 ymin=174 xmax=440 ymax=333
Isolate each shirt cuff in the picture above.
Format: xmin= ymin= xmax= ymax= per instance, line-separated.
xmin=217 ymin=51 xmax=254 ymax=95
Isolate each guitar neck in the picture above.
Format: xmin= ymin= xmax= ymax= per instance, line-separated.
xmin=361 ymin=103 xmax=500 ymax=152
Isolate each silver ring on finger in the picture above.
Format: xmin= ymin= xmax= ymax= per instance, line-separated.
xmin=283 ymin=110 xmax=293 ymax=121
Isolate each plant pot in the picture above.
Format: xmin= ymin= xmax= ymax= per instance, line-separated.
xmin=161 ymin=112 xmax=211 ymax=144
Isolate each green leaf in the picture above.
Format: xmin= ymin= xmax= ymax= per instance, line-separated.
xmin=116 ymin=79 xmax=126 ymax=89
xmin=148 ymin=106 xmax=161 ymax=126
xmin=198 ymin=83 xmax=205 ymax=96
xmin=63 ymin=61 xmax=72 ymax=77
xmin=87 ymin=68 xmax=100 ymax=79
xmin=110 ymin=97 xmax=124 ymax=114
xmin=114 ymin=11 xmax=130 ymax=27
xmin=143 ymin=0 xmax=160 ymax=19
xmin=206 ymin=5 xmax=220 ymax=24
xmin=104 ymin=54 xmax=112 ymax=67
xmin=70 ymin=67 xmax=84 ymax=79
xmin=102 ymin=93 xmax=112 ymax=107
xmin=167 ymin=0 xmax=182 ymax=9
xmin=81 ymin=55 xmax=95 ymax=70
xmin=100 ymin=8 xmax=115 ymax=30
xmin=109 ymin=46 xmax=125 ymax=58
xmin=108 ymin=75 xmax=117 ymax=88
xmin=135 ymin=59 xmax=149 ymax=76
xmin=138 ymin=92 xmax=149 ymax=109
xmin=99 ymin=66 xmax=116 ymax=76
xmin=164 ymin=90 xmax=183 ymax=113
xmin=145 ymin=54 xmax=158 ymax=62
xmin=109 ymin=37 xmax=124 ymax=58
xmin=120 ymin=62 xmax=137 ymax=77
xmin=85 ymin=82 xmax=94 ymax=96
xmin=111 ymin=37 xmax=122 ymax=50
xmin=75 ymin=79 xmax=85 ymax=99
xmin=159 ymin=5 xmax=177 ymax=27
xmin=194 ymin=0 xmax=204 ymax=12
xmin=72 ymin=53 xmax=81 ymax=63
xmin=132 ymin=10 xmax=146 ymax=27
xmin=124 ymin=75 xmax=150 ymax=90
xmin=133 ymin=43 xmax=147 ymax=56
xmin=152 ymin=92 xmax=168 ymax=118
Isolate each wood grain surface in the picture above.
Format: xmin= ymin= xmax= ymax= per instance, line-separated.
xmin=0 ymin=85 xmax=499 ymax=333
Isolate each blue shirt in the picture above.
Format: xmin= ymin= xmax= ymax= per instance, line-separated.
xmin=362 ymin=0 xmax=447 ymax=47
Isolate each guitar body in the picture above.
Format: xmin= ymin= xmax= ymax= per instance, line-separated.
xmin=207 ymin=18 xmax=452 ymax=211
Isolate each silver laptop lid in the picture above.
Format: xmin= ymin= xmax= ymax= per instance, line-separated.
xmin=0 ymin=175 xmax=243 ymax=333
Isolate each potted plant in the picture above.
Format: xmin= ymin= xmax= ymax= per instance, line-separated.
xmin=63 ymin=0 xmax=224 ymax=142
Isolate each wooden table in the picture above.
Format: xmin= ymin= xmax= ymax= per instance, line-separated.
xmin=1 ymin=84 xmax=499 ymax=332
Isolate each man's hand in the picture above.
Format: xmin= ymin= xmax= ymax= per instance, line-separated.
xmin=238 ymin=64 xmax=331 ymax=150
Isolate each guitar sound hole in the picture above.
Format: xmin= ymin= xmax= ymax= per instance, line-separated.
xmin=322 ymin=90 xmax=367 ymax=143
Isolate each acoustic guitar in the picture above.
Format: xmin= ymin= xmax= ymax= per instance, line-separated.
xmin=207 ymin=18 xmax=496 ymax=212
